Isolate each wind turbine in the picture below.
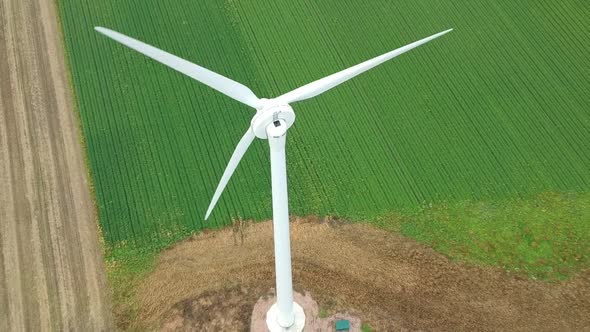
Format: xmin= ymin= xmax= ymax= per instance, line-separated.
xmin=96 ymin=26 xmax=452 ymax=331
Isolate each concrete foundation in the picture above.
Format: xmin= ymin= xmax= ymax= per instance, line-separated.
xmin=251 ymin=290 xmax=362 ymax=332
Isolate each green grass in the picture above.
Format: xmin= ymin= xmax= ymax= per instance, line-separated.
xmin=58 ymin=0 xmax=590 ymax=292
xmin=361 ymin=322 xmax=374 ymax=332
xmin=105 ymin=229 xmax=194 ymax=329
xmin=58 ymin=0 xmax=590 ymax=248
xmin=105 ymin=250 xmax=151 ymax=330
xmin=318 ymin=307 xmax=329 ymax=318
xmin=372 ymin=192 xmax=590 ymax=280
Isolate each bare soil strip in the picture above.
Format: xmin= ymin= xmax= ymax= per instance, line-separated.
xmin=0 ymin=0 xmax=113 ymax=330
xmin=138 ymin=219 xmax=590 ymax=331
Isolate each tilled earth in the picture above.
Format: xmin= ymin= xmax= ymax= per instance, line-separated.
xmin=137 ymin=218 xmax=590 ymax=331
xmin=0 ymin=0 xmax=112 ymax=330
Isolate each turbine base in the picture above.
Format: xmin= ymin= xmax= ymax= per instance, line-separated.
xmin=266 ymin=302 xmax=305 ymax=332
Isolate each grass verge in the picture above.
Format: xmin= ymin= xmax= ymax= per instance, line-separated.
xmin=371 ymin=191 xmax=590 ymax=280
xmin=105 ymin=231 xmax=193 ymax=330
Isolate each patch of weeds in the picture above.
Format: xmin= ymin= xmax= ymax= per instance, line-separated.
xmin=361 ymin=322 xmax=374 ymax=332
xmin=105 ymin=228 xmax=197 ymax=329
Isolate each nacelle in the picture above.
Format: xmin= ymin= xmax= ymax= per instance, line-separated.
xmin=251 ymin=104 xmax=295 ymax=139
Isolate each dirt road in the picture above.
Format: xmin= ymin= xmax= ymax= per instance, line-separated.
xmin=0 ymin=0 xmax=113 ymax=330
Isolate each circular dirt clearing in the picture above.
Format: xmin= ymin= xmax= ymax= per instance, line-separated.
xmin=137 ymin=218 xmax=590 ymax=331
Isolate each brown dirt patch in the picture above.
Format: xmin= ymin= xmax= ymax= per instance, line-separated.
xmin=137 ymin=218 xmax=590 ymax=331
xmin=162 ymin=286 xmax=259 ymax=332
xmin=0 ymin=0 xmax=112 ymax=330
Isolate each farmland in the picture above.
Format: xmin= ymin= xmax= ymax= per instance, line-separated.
xmin=57 ymin=0 xmax=589 ymax=253
xmin=0 ymin=0 xmax=112 ymax=329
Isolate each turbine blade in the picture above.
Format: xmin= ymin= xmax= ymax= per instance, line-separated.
xmin=205 ymin=128 xmax=256 ymax=220
xmin=95 ymin=27 xmax=262 ymax=109
xmin=277 ymin=29 xmax=453 ymax=104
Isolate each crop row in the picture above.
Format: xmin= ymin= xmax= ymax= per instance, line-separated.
xmin=58 ymin=0 xmax=590 ymax=246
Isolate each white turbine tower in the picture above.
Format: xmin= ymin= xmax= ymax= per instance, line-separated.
xmin=96 ymin=26 xmax=452 ymax=331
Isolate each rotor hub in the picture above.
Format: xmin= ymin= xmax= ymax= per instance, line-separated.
xmin=251 ymin=104 xmax=295 ymax=139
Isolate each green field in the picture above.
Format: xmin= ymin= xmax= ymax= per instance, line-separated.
xmin=58 ymin=0 xmax=589 ymax=253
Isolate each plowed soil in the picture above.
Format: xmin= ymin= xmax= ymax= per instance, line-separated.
xmin=137 ymin=218 xmax=590 ymax=331
xmin=0 ymin=0 xmax=112 ymax=330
